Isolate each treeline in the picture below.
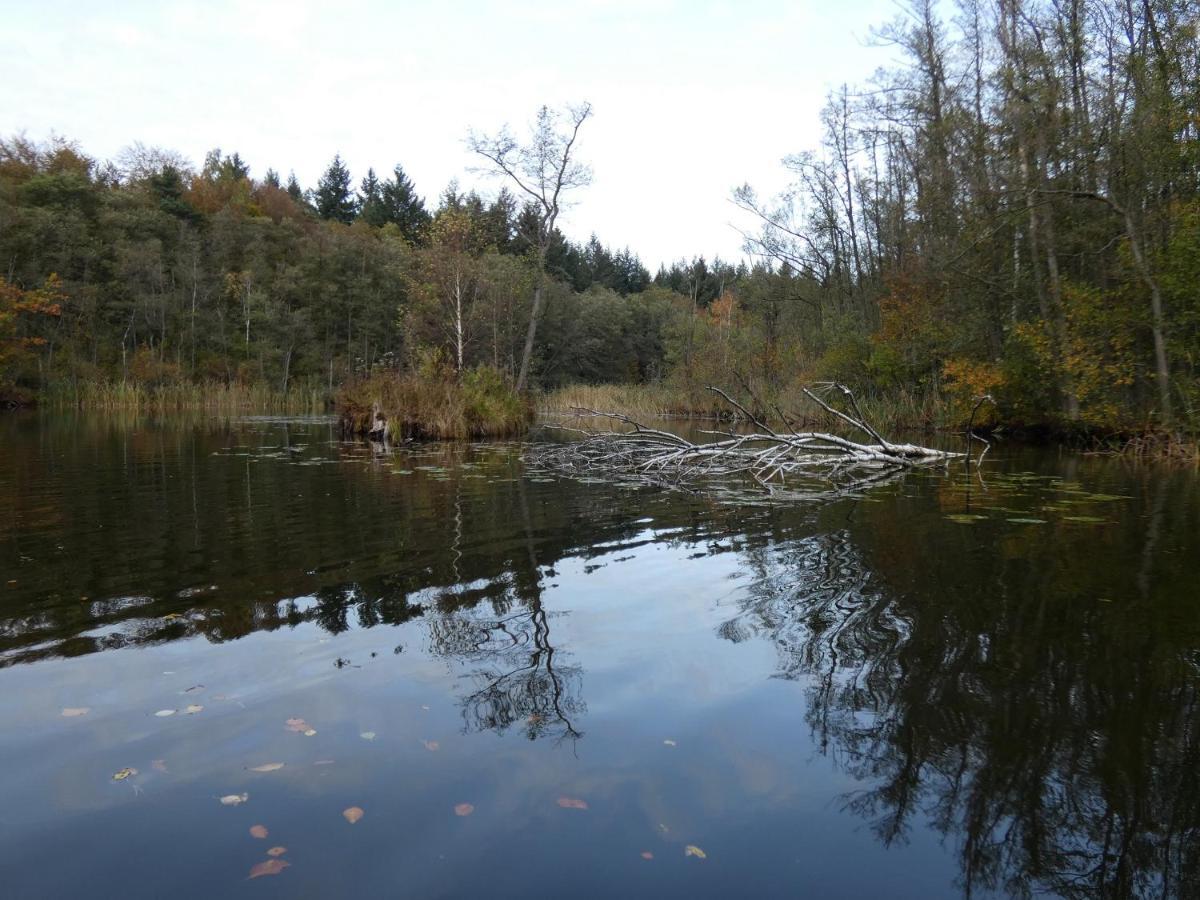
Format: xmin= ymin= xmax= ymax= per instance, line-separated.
xmin=735 ymin=0 xmax=1200 ymax=431
xmin=3 ymin=0 xmax=1199 ymax=433
xmin=0 ymin=135 xmax=704 ymax=398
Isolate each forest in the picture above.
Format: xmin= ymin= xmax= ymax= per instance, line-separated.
xmin=2 ymin=0 xmax=1198 ymax=440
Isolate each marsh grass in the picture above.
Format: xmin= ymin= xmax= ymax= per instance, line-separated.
xmin=44 ymin=379 xmax=328 ymax=414
xmin=338 ymin=369 xmax=532 ymax=441
xmin=539 ymin=381 xmax=953 ymax=433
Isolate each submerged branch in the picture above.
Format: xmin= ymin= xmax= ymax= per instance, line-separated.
xmin=528 ymin=384 xmax=965 ymax=498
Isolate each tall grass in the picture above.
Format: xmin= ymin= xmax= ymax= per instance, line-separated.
xmin=338 ymin=369 xmax=532 ymax=441
xmin=42 ymin=379 xmax=328 ymax=414
xmin=539 ymin=381 xmax=954 ymax=432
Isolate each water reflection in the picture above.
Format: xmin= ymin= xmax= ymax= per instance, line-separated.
xmin=719 ymin=492 xmax=1200 ymax=898
xmin=2 ymin=412 xmax=1199 ymax=897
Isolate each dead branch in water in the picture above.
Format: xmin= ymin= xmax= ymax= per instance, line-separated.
xmin=527 ymin=383 xmax=966 ymax=496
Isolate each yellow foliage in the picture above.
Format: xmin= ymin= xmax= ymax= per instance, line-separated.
xmin=941 ymin=358 xmax=1002 ymax=426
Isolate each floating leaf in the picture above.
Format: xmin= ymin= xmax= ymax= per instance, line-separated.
xmin=249 ymin=763 xmax=284 ymax=773
xmin=1006 ymin=517 xmax=1047 ymax=524
xmin=185 ymin=704 xmax=204 ymax=714
xmin=662 ymin=739 xmax=676 ymax=747
xmin=284 ymin=717 xmax=310 ymax=733
xmin=303 ymin=728 xmax=317 ymax=736
xmin=684 ymin=845 xmax=707 ymax=859
xmin=112 ymin=767 xmax=138 ymax=781
xmin=359 ymin=731 xmax=376 ymax=741
xmin=183 ymin=684 xmax=204 ymax=693
xmin=946 ymin=514 xmax=987 ymax=524
xmin=342 ymin=806 xmax=364 ymax=824
xmin=422 ymin=740 xmax=439 ymax=751
xmin=248 ymin=858 xmax=290 ymax=879
xmin=454 ymin=803 xmax=474 ymax=817
xmin=640 ymin=852 xmax=654 ymax=860
xmin=61 ymin=707 xmax=90 ymax=717
xmin=1064 ymin=515 xmax=1107 ymax=524
xmin=266 ymin=846 xmax=287 ymax=857
xmin=249 ymin=824 xmax=268 ymax=839
xmin=152 ymin=759 xmax=168 ymax=772
xmin=154 ymin=709 xmax=176 ymax=717
xmin=556 ymin=796 xmax=588 ymax=810
xmin=161 ymin=613 xmax=182 ymax=622
xmin=219 ymin=793 xmax=249 ymax=806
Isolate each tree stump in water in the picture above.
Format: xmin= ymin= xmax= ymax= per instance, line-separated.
xmin=367 ymin=403 xmax=387 ymax=440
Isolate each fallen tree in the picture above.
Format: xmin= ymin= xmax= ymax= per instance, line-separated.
xmin=527 ymin=383 xmax=968 ymax=497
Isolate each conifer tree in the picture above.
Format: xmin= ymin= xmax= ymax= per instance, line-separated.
xmin=358 ymin=168 xmax=386 ymax=226
xmin=285 ymin=171 xmax=304 ymax=203
xmin=315 ymin=154 xmax=357 ymax=223
xmin=380 ymin=164 xmax=431 ymax=243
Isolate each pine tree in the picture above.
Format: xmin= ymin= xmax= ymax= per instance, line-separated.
xmin=264 ymin=168 xmax=281 ymax=188
xmin=358 ymin=168 xmax=386 ymax=226
xmin=315 ymin=154 xmax=357 ymax=224
xmin=285 ymin=171 xmax=304 ymax=203
xmin=380 ymin=164 xmax=431 ymax=243
xmin=482 ymin=188 xmax=517 ymax=252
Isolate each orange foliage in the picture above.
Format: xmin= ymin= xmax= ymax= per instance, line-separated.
xmin=1 ymin=275 xmax=65 ymax=382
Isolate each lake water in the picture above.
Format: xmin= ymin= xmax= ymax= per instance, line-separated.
xmin=1 ymin=413 xmax=1197 ymax=898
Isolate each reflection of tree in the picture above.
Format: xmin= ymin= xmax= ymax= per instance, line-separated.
xmin=428 ymin=601 xmax=584 ymax=744
xmin=720 ymin=524 xmax=1200 ymax=899
xmin=427 ymin=474 xmax=585 ymax=744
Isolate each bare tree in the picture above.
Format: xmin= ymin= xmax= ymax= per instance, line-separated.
xmin=468 ymin=102 xmax=593 ymax=392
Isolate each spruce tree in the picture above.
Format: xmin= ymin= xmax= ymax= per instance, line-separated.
xmin=285 ymin=171 xmax=304 ymax=203
xmin=380 ymin=164 xmax=431 ymax=243
xmin=315 ymin=154 xmax=357 ymax=223
xmin=358 ymin=168 xmax=386 ymax=226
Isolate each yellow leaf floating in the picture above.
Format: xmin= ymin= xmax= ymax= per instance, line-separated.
xmin=185 ymin=705 xmax=204 ymax=714
xmin=266 ymin=846 xmax=287 ymax=857
xmin=61 ymin=707 xmax=90 ymax=717
xmin=112 ymin=767 xmax=137 ymax=781
xmin=342 ymin=806 xmax=364 ymax=824
xmin=219 ymin=793 xmax=249 ymax=806
xmin=249 ymin=824 xmax=268 ymax=839
xmin=684 ymin=845 xmax=707 ymax=859
xmin=249 ymin=763 xmax=284 ymax=773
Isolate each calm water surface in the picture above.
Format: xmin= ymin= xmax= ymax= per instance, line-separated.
xmin=1 ymin=413 xmax=1197 ymax=898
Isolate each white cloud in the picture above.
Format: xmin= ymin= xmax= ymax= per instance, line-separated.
xmin=2 ymin=0 xmax=901 ymax=267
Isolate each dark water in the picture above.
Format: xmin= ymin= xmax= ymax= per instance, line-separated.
xmin=1 ymin=413 xmax=1197 ymax=898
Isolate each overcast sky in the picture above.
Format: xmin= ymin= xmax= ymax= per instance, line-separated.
xmin=2 ymin=0 xmax=904 ymax=268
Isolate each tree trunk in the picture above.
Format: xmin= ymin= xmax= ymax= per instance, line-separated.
xmin=515 ymin=275 xmax=543 ymax=393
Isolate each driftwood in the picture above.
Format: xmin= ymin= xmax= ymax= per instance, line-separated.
xmin=528 ymin=383 xmax=966 ymax=498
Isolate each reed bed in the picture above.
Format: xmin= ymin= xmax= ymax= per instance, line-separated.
xmin=43 ymin=380 xmax=328 ymax=414
xmin=539 ymin=381 xmax=952 ymax=432
xmin=337 ymin=369 xmax=532 ymax=441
